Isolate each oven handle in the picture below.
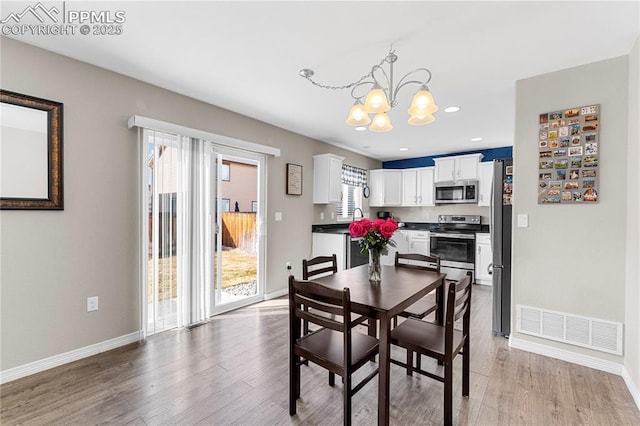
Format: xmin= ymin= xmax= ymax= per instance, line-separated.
xmin=430 ymin=232 xmax=475 ymax=240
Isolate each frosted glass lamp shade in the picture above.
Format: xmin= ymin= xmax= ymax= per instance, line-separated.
xmin=345 ymin=102 xmax=371 ymax=126
xmin=408 ymin=113 xmax=436 ymax=125
xmin=363 ymin=87 xmax=391 ymax=113
xmin=407 ymin=88 xmax=438 ymax=116
xmin=369 ymin=112 xmax=393 ymax=132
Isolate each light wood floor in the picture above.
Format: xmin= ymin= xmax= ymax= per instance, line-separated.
xmin=2 ymin=285 xmax=639 ymax=425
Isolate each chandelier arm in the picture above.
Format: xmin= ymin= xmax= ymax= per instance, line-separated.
xmin=300 ymin=52 xmax=392 ymax=91
xmin=370 ymin=64 xmax=391 ymax=94
xmin=350 ymin=81 xmax=376 ymax=100
xmin=391 ymin=68 xmax=433 ymax=101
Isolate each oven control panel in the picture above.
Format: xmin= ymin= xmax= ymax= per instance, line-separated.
xmin=438 ymin=215 xmax=481 ymax=224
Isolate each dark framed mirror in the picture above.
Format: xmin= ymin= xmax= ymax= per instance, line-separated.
xmin=1 ymin=90 xmax=63 ymax=210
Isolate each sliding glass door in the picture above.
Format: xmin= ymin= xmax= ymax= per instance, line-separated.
xmin=143 ymin=130 xmax=265 ymax=336
xmin=210 ymin=148 xmax=264 ymax=314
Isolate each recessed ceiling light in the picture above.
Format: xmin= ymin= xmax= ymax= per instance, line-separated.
xmin=444 ymin=106 xmax=460 ymax=113
xmin=355 ymin=126 xmax=367 ymax=131
xmin=471 ymin=137 xmax=483 ymax=142
xmin=399 ymin=147 xmax=409 ymax=151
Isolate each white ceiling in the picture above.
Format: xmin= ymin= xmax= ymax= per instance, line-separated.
xmin=3 ymin=1 xmax=639 ymax=161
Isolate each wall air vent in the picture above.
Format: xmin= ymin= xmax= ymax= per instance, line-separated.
xmin=517 ymin=305 xmax=623 ymax=355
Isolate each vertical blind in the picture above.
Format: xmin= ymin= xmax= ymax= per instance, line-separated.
xmin=145 ymin=130 xmax=212 ymax=335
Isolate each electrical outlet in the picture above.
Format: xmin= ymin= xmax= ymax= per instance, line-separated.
xmin=87 ymin=296 xmax=99 ymax=312
xmin=331 ymin=212 xmax=335 ymax=219
xmin=320 ymin=212 xmax=324 ymax=220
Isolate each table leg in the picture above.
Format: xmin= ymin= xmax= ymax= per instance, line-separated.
xmin=378 ymin=314 xmax=391 ymax=426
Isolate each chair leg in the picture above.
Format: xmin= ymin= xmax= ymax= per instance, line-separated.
xmin=329 ymin=372 xmax=336 ymax=387
xmin=416 ymin=353 xmax=421 ymax=372
xmin=406 ymin=350 xmax=413 ymax=376
xmin=343 ymin=374 xmax=352 ymax=426
xmin=444 ymin=360 xmax=453 ymax=426
xmin=290 ymin=354 xmax=299 ymax=415
xmin=463 ymin=339 xmax=470 ymax=397
xmin=393 ymin=316 xmax=398 ymax=328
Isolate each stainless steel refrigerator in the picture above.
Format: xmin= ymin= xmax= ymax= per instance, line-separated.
xmin=490 ymin=159 xmax=513 ymax=337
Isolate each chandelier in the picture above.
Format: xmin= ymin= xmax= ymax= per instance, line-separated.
xmin=299 ymin=49 xmax=438 ymax=133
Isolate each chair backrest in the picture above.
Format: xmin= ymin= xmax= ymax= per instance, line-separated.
xmin=394 ymin=252 xmax=441 ymax=272
xmin=445 ymin=271 xmax=473 ymax=352
xmin=289 ymin=275 xmax=353 ymax=368
xmin=289 ymin=275 xmax=351 ymax=333
xmin=302 ymin=254 xmax=338 ymax=280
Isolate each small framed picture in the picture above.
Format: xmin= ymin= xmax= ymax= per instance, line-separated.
xmin=505 ymin=166 xmax=513 ymax=175
xmin=286 ymin=163 xmax=303 ymax=195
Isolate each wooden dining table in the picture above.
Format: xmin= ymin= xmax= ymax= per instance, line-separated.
xmin=314 ymin=264 xmax=446 ymax=426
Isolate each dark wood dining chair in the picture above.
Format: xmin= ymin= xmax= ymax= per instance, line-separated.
xmin=302 ymin=255 xmax=374 ymax=335
xmin=390 ymin=271 xmax=473 ymax=426
xmin=289 ymin=275 xmax=379 ymax=426
xmin=393 ymin=252 xmax=441 ymax=327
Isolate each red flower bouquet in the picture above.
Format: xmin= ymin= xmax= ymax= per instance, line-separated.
xmin=348 ymin=217 xmax=399 ymax=282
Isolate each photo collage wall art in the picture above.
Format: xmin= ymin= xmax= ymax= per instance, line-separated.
xmin=538 ymin=104 xmax=599 ymax=204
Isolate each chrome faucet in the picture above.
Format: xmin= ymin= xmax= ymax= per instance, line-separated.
xmin=352 ymin=207 xmax=364 ymax=220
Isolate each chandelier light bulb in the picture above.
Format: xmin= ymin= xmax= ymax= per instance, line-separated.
xmin=363 ymin=86 xmax=391 ymax=114
xmin=369 ymin=112 xmax=393 ymax=132
xmin=346 ymin=102 xmax=372 ymax=126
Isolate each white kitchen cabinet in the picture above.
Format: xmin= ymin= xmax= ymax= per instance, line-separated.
xmin=380 ymin=230 xmax=409 ymax=266
xmin=475 ymin=233 xmax=492 ymax=285
xmin=313 ymin=154 xmax=344 ymax=204
xmin=312 ymin=232 xmax=346 ymax=271
xmin=478 ymin=162 xmax=494 ymax=207
xmin=401 ymin=167 xmax=435 ymax=206
xmin=434 ymin=153 xmax=483 ymax=183
xmin=369 ymin=169 xmax=402 ymax=207
xmin=406 ymin=230 xmax=430 ymax=255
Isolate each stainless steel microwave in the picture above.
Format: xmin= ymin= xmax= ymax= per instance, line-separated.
xmin=434 ymin=180 xmax=478 ymax=204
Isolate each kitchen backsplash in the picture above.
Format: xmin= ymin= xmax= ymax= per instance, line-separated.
xmin=383 ymin=204 xmax=490 ymax=225
xmin=313 ymin=203 xmax=490 ymax=225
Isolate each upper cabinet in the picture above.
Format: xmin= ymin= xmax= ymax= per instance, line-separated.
xmin=369 ymin=169 xmax=402 ymax=207
xmin=313 ymin=154 xmax=344 ymax=204
xmin=478 ymin=162 xmax=494 ymax=207
xmin=434 ymin=153 xmax=483 ymax=183
xmin=401 ymin=167 xmax=435 ymax=206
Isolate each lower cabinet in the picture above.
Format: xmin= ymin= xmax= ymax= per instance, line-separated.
xmin=407 ymin=230 xmax=430 ymax=255
xmin=475 ymin=233 xmax=492 ymax=285
xmin=380 ymin=230 xmax=409 ymax=266
xmin=312 ymin=233 xmax=346 ymax=271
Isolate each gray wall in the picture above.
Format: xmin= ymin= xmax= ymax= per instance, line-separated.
xmin=625 ymin=37 xmax=640 ymax=391
xmin=513 ymin=55 xmax=629 ymax=364
xmin=0 ymin=37 xmax=380 ymax=371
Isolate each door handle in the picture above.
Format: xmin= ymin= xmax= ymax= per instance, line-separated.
xmin=487 ymin=263 xmax=493 ymax=275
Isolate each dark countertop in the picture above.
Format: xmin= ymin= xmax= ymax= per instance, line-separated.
xmin=312 ymin=221 xmax=490 ymax=234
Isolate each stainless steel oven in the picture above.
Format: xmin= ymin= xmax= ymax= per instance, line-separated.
xmin=430 ymin=215 xmax=480 ymax=281
xmin=429 ymin=232 xmax=475 ymax=270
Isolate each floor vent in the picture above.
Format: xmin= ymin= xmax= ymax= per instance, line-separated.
xmin=517 ymin=305 xmax=623 ymax=355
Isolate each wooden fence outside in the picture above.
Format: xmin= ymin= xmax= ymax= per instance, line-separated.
xmin=148 ymin=212 xmax=256 ymax=256
xmin=222 ymin=212 xmax=256 ymax=253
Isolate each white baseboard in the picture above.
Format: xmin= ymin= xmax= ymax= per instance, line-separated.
xmin=509 ymin=336 xmax=623 ymax=375
xmin=264 ymin=287 xmax=288 ymax=300
xmin=622 ymin=366 xmax=640 ymax=411
xmin=0 ymin=331 xmax=141 ymax=384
